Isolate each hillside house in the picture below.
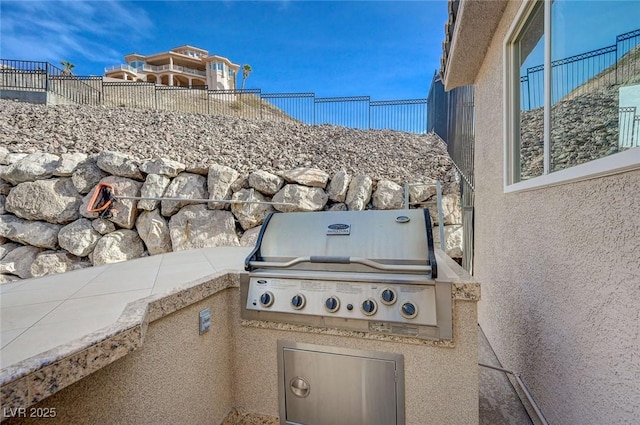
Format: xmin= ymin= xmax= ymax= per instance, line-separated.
xmin=104 ymin=45 xmax=240 ymax=89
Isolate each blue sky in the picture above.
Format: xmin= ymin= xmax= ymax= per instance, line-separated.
xmin=0 ymin=0 xmax=449 ymax=100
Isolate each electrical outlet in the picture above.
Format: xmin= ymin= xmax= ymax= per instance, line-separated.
xmin=199 ymin=308 xmax=211 ymax=334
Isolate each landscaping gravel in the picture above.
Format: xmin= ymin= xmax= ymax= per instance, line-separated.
xmin=0 ymin=100 xmax=457 ymax=187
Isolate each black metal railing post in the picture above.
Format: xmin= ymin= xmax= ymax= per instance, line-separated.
xmin=98 ymin=78 xmax=103 ymax=105
xmin=313 ymin=93 xmax=316 ymax=125
xmin=45 ymin=62 xmax=49 ymax=92
xmin=206 ymin=86 xmax=210 ymax=115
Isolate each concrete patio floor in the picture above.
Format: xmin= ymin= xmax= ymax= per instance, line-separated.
xmin=478 ymin=326 xmax=534 ymax=424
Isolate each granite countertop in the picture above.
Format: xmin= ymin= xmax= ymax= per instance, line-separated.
xmin=1 ymin=248 xmax=479 ymax=414
xmin=1 ymin=270 xmax=241 ymax=415
xmin=1 ymin=246 xmax=252 ymax=416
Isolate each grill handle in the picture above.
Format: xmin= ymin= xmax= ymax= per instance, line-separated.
xmin=309 ymin=256 xmax=350 ymax=264
xmin=248 ymin=256 xmax=432 ymax=274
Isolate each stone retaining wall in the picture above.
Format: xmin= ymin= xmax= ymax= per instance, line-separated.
xmin=0 ymin=150 xmax=462 ymax=283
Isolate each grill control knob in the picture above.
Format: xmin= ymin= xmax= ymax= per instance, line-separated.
xmin=291 ymin=294 xmax=306 ymax=310
xmin=361 ymin=298 xmax=378 ymax=316
xmin=325 ymin=296 xmax=340 ymax=313
xmin=380 ymin=288 xmax=397 ymax=305
xmin=259 ymin=291 xmax=274 ymax=308
xmin=400 ymin=302 xmax=418 ymax=319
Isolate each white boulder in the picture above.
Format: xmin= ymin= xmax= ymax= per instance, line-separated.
xmin=231 ymin=189 xmax=274 ymax=230
xmin=1 ymin=152 xmax=60 ymax=184
xmin=0 ymin=215 xmax=61 ymax=249
xmin=138 ymin=174 xmax=170 ymax=211
xmin=136 ymin=209 xmax=172 ymax=255
xmin=31 ymin=251 xmax=91 ymax=278
xmin=58 ymin=218 xmax=101 ymax=257
xmin=139 ymin=157 xmax=185 ymax=177
xmin=92 ymin=230 xmax=145 ymax=266
xmin=6 ymin=178 xmax=82 ymax=224
xmin=372 ymin=180 xmax=404 ymax=210
xmin=345 ymin=175 xmax=373 ymax=211
xmin=208 ymin=164 xmax=239 ymax=210
xmin=272 ymin=184 xmax=328 ymax=212
xmin=161 ymin=173 xmax=207 ymax=217
xmin=248 ymin=170 xmax=284 ymax=196
xmin=280 ymin=167 xmax=330 ymax=188
xmin=0 ymin=245 xmax=41 ymax=278
xmin=96 ymin=151 xmax=143 ymax=180
xmin=327 ymin=169 xmax=351 ymax=202
xmin=169 ymin=205 xmax=239 ymax=251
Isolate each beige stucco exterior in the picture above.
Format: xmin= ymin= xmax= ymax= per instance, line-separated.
xmin=105 ymin=45 xmax=240 ymax=89
xmin=444 ymin=1 xmax=640 ymax=424
xmin=4 ymin=291 xmax=236 ymax=425
xmin=4 ymin=286 xmax=479 ymax=425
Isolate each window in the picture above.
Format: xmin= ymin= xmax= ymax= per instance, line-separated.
xmin=216 ymin=62 xmax=223 ymax=72
xmin=128 ymin=61 xmax=145 ymax=70
xmin=505 ymin=0 xmax=640 ymax=191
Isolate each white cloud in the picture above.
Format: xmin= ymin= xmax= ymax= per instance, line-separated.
xmin=0 ymin=0 xmax=153 ymax=66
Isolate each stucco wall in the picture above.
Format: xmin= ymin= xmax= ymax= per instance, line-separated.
xmin=230 ymin=291 xmax=479 ymax=425
xmin=0 ymin=90 xmax=47 ymax=104
xmin=4 ymin=285 xmax=479 ymax=425
xmin=472 ymin=1 xmax=640 ymax=424
xmin=5 ymin=291 xmax=236 ymax=425
xmin=0 ymin=90 xmax=79 ymax=106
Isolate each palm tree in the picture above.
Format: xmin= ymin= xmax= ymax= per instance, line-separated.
xmin=60 ymin=61 xmax=75 ymax=75
xmin=240 ymin=64 xmax=252 ymax=90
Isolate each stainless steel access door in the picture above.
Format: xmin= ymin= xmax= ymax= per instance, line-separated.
xmin=278 ymin=341 xmax=405 ymax=425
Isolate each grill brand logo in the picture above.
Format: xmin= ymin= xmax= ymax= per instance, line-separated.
xmin=326 ymin=223 xmax=351 ymax=235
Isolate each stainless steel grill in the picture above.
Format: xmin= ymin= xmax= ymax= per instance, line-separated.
xmin=241 ymin=208 xmax=453 ymax=340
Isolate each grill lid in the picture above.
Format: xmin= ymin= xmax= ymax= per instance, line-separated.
xmin=245 ymin=208 xmax=437 ymax=278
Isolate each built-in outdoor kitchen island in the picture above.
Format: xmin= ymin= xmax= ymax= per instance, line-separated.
xmin=1 ymin=210 xmax=480 ymax=425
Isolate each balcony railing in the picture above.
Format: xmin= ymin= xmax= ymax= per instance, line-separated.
xmin=170 ymin=65 xmax=206 ymax=76
xmin=104 ymin=64 xmax=206 ymax=77
xmin=105 ymin=64 xmax=136 ymax=73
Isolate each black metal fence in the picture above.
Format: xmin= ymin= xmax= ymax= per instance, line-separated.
xmin=315 ymin=96 xmax=370 ymax=129
xmin=446 ymin=86 xmax=475 ymax=194
xmin=427 ymin=75 xmax=475 ymax=192
xmin=426 ymin=72 xmax=448 ymax=138
xmin=260 ymin=92 xmax=315 ymax=123
xmin=1 ymin=59 xmax=428 ymax=134
xmin=427 ymin=73 xmax=475 ymax=273
xmin=103 ymin=81 xmax=155 ymax=109
xmin=370 ymin=98 xmax=428 ymax=133
xmin=0 ymin=59 xmax=103 ymax=105
xmin=0 ymin=59 xmax=48 ymax=90
xmin=521 ymin=28 xmax=640 ymax=111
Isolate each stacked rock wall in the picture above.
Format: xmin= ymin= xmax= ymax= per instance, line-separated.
xmin=0 ymin=150 xmax=463 ymax=283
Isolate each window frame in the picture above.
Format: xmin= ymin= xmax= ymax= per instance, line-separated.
xmin=503 ymin=0 xmax=640 ymax=193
